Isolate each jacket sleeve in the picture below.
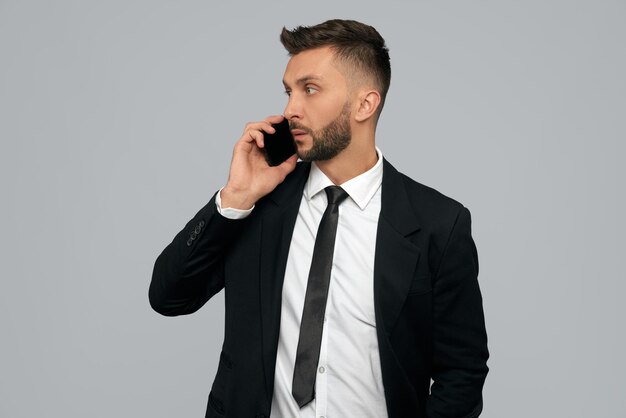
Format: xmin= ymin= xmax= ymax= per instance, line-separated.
xmin=426 ymin=207 xmax=489 ymax=418
xmin=148 ymin=190 xmax=247 ymax=316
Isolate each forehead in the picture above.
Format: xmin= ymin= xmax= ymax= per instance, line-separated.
xmin=282 ymin=46 xmax=346 ymax=86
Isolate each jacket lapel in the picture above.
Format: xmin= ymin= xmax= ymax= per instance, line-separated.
xmin=258 ymin=162 xmax=311 ymax=399
xmin=374 ymin=159 xmax=421 ymax=338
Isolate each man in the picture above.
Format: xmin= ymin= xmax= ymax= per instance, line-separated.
xmin=149 ymin=19 xmax=488 ymax=418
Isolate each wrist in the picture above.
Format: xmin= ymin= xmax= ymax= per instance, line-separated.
xmin=220 ymin=185 xmax=257 ymax=210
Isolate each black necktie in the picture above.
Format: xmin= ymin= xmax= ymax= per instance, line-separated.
xmin=292 ymin=185 xmax=349 ymax=408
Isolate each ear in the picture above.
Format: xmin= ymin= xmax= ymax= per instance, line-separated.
xmin=354 ymin=90 xmax=382 ymax=123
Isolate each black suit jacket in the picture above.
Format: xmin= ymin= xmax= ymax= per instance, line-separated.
xmin=149 ymin=158 xmax=489 ymax=418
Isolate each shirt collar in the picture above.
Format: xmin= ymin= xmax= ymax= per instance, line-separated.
xmin=303 ymin=146 xmax=383 ymax=211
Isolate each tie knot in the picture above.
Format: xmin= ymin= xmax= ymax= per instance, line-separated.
xmin=325 ymin=186 xmax=349 ymax=206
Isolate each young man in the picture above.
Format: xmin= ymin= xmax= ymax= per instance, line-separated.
xmin=150 ymin=19 xmax=489 ymax=418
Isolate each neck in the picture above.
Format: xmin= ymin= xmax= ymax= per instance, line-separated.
xmin=314 ymin=131 xmax=378 ymax=185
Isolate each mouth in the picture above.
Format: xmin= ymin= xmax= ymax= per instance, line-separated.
xmin=290 ymin=129 xmax=309 ymax=139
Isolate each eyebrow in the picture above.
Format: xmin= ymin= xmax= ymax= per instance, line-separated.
xmin=282 ymin=75 xmax=323 ymax=88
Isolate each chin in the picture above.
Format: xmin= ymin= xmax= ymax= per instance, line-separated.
xmin=295 ymin=143 xmax=310 ymax=157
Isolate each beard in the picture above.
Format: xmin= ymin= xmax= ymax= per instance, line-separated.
xmin=290 ymin=101 xmax=352 ymax=162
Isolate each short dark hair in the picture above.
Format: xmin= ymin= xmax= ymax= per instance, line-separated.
xmin=280 ymin=19 xmax=391 ymax=118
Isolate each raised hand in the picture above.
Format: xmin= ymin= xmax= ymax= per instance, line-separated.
xmin=220 ymin=115 xmax=298 ymax=209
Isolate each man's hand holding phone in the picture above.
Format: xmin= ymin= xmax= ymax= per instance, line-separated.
xmin=221 ymin=115 xmax=297 ymax=210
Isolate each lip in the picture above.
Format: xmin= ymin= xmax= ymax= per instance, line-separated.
xmin=291 ymin=129 xmax=307 ymax=136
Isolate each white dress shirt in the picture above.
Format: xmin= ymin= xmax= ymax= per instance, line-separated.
xmin=216 ymin=147 xmax=387 ymax=418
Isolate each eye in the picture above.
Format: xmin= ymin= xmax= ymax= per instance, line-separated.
xmin=284 ymin=90 xmax=291 ymax=96
xmin=305 ymin=86 xmax=318 ymax=95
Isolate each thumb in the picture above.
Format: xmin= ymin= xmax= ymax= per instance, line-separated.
xmin=276 ymin=154 xmax=298 ymax=176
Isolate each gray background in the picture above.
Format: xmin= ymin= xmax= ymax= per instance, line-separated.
xmin=1 ymin=0 xmax=624 ymax=417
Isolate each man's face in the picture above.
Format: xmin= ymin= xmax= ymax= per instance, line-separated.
xmin=282 ymin=46 xmax=352 ymax=161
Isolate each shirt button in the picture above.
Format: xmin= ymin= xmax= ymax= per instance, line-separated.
xmin=319 ymin=366 xmax=325 ymax=373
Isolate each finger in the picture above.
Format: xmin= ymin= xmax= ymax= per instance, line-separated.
xmin=276 ymin=154 xmax=297 ymax=175
xmin=246 ymin=129 xmax=264 ymax=148
xmin=238 ymin=128 xmax=263 ymax=148
xmin=244 ymin=120 xmax=275 ymax=135
xmin=264 ymin=114 xmax=285 ymax=125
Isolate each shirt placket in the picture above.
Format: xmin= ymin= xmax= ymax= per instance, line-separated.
xmin=314 ymin=300 xmax=330 ymax=418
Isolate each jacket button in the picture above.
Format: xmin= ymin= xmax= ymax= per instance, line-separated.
xmin=194 ymin=225 xmax=202 ymax=234
xmin=186 ymin=238 xmax=193 ymax=246
xmin=190 ymin=232 xmax=197 ymax=239
xmin=199 ymin=220 xmax=205 ymax=227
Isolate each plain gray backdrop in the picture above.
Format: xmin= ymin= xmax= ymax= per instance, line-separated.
xmin=1 ymin=1 xmax=624 ymax=417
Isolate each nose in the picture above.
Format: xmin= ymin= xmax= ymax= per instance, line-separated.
xmin=283 ymin=96 xmax=302 ymax=121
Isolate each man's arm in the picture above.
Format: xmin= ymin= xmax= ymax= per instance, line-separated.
xmin=426 ymin=207 xmax=489 ymax=418
xmin=148 ymin=190 xmax=247 ymax=316
xmin=148 ymin=115 xmax=297 ymax=317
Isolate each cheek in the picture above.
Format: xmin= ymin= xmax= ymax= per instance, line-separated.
xmin=311 ymin=100 xmax=343 ymax=128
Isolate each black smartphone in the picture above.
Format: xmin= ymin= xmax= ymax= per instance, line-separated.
xmin=263 ymin=117 xmax=296 ymax=166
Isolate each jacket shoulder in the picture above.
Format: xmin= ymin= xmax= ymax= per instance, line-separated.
xmin=398 ymin=171 xmax=466 ymax=217
xmin=392 ymin=169 xmax=473 ymax=250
